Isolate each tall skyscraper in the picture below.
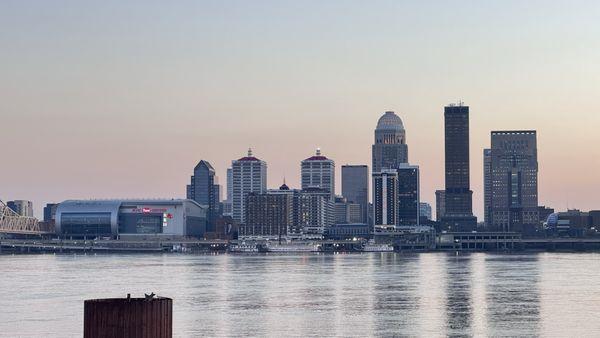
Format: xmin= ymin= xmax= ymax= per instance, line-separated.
xmin=397 ymin=164 xmax=420 ymax=226
xmin=301 ymin=149 xmax=335 ymax=199
xmin=232 ymin=149 xmax=267 ymax=224
xmin=483 ymin=148 xmax=492 ymax=227
xmin=226 ymin=168 xmax=233 ymax=202
xmin=372 ymin=111 xmax=408 ymax=172
xmin=341 ymin=165 xmax=369 ymax=223
xmin=442 ymin=103 xmax=477 ymax=231
xmin=488 ymin=130 xmax=539 ymax=231
xmin=372 ymin=169 xmax=398 ymax=229
xmin=187 ymin=160 xmax=218 ymax=231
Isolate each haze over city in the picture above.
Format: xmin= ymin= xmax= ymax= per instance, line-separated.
xmin=2 ymin=1 xmax=600 ymax=219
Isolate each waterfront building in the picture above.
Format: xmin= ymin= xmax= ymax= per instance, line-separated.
xmin=334 ymin=196 xmax=362 ymax=224
xmin=301 ymin=149 xmax=335 ymax=199
xmin=372 ymin=111 xmax=408 ymax=172
xmin=43 ymin=203 xmax=59 ymax=223
xmin=240 ymin=191 xmax=294 ymax=240
xmin=55 ymin=199 xmax=207 ymax=238
xmin=420 ymin=202 xmax=432 ymax=221
xmin=483 ymin=148 xmax=492 ymax=227
xmin=341 ymin=164 xmax=369 ymax=224
xmin=325 ymin=223 xmax=370 ymax=240
xmin=222 ymin=168 xmax=233 ymax=217
xmin=232 ymin=149 xmax=267 ymax=224
xmin=441 ymin=103 xmax=477 ymax=231
xmin=488 ymin=130 xmax=539 ymax=231
xmin=435 ymin=190 xmax=446 ymax=222
xmin=373 ymin=169 xmax=398 ymax=230
xmin=297 ymin=187 xmax=335 ymax=238
xmin=397 ymin=164 xmax=420 ymax=226
xmin=186 ymin=160 xmax=218 ymax=231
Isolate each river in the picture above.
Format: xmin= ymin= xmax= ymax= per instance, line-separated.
xmin=1 ymin=252 xmax=599 ymax=337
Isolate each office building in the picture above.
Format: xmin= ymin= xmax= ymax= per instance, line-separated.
xmin=232 ymin=149 xmax=267 ymax=224
xmin=43 ymin=203 xmax=59 ymax=223
xmin=187 ymin=160 xmax=218 ymax=231
xmin=222 ymin=168 xmax=233 ymax=217
xmin=488 ymin=130 xmax=539 ymax=231
xmin=334 ymin=196 xmax=362 ymax=224
xmin=7 ymin=200 xmax=33 ymax=217
xmin=341 ymin=165 xmax=369 ymax=223
xmin=301 ymin=149 xmax=335 ymax=199
xmin=442 ymin=103 xmax=477 ymax=231
xmin=483 ymin=148 xmax=492 ymax=227
xmin=240 ymin=191 xmax=294 ymax=240
xmin=55 ymin=199 xmax=207 ymax=238
xmin=397 ymin=164 xmax=420 ymax=226
xmin=372 ymin=111 xmax=408 ymax=172
xmin=420 ymin=202 xmax=432 ymax=221
xmin=373 ymin=169 xmax=398 ymax=230
xmin=435 ymin=190 xmax=446 ymax=222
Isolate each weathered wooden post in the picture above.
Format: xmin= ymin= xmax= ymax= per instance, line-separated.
xmin=84 ymin=294 xmax=172 ymax=338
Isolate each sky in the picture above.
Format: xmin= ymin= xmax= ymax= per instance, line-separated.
xmin=1 ymin=0 xmax=600 ymax=219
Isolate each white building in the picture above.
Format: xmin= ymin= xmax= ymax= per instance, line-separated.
xmin=232 ymin=149 xmax=267 ymax=224
xmin=301 ymin=148 xmax=335 ymax=199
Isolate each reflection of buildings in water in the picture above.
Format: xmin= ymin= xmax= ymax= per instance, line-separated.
xmin=371 ymin=253 xmax=422 ymax=336
xmin=445 ymin=254 xmax=473 ymax=336
xmin=485 ymin=255 xmax=541 ymax=336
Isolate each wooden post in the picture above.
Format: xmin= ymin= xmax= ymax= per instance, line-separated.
xmin=84 ymin=295 xmax=172 ymax=338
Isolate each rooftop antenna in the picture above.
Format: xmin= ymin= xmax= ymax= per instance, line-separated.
xmin=247 ymin=148 xmax=253 ymax=157
xmin=316 ymin=147 xmax=321 ymax=156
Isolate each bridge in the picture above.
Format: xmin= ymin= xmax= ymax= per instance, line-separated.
xmin=0 ymin=199 xmax=54 ymax=235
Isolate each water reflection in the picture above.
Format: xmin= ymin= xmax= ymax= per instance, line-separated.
xmin=444 ymin=254 xmax=473 ymax=336
xmin=485 ymin=255 xmax=540 ymax=336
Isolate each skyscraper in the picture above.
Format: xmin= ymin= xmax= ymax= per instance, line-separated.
xmin=301 ymin=149 xmax=335 ymax=199
xmin=442 ymin=103 xmax=477 ymax=231
xmin=187 ymin=160 xmax=217 ymax=231
xmin=372 ymin=169 xmax=398 ymax=229
xmin=372 ymin=111 xmax=408 ymax=172
xmin=397 ymin=164 xmax=420 ymax=226
xmin=483 ymin=148 xmax=492 ymax=227
xmin=419 ymin=202 xmax=432 ymax=221
xmin=341 ymin=165 xmax=369 ymax=223
xmin=232 ymin=149 xmax=267 ymax=224
xmin=489 ymin=130 xmax=539 ymax=231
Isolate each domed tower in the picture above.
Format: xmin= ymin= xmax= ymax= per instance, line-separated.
xmin=372 ymin=111 xmax=409 ymax=172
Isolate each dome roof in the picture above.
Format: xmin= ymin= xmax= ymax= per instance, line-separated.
xmin=376 ymin=111 xmax=404 ymax=131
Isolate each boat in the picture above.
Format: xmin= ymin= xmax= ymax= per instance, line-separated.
xmin=362 ymin=240 xmax=394 ymax=252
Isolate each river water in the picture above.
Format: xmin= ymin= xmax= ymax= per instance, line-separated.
xmin=1 ymin=252 xmax=599 ymax=337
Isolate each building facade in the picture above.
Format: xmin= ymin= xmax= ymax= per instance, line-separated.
xmin=301 ymin=149 xmax=335 ymax=199
xmin=488 ymin=130 xmax=539 ymax=231
xmin=435 ymin=190 xmax=446 ymax=222
xmin=334 ymin=196 xmax=362 ymax=224
xmin=187 ymin=160 xmax=218 ymax=231
xmin=232 ymin=149 xmax=267 ymax=224
xmin=43 ymin=203 xmax=59 ymax=223
xmin=373 ymin=169 xmax=398 ymax=230
xmin=341 ymin=165 xmax=369 ymax=224
xmin=241 ymin=191 xmax=294 ymax=240
xmin=55 ymin=199 xmax=207 ymax=238
xmin=483 ymin=148 xmax=492 ymax=227
xmin=397 ymin=164 xmax=420 ymax=226
xmin=372 ymin=111 xmax=408 ymax=172
xmin=7 ymin=200 xmax=33 ymax=217
xmin=420 ymin=202 xmax=432 ymax=221
xmin=442 ymin=104 xmax=477 ymax=231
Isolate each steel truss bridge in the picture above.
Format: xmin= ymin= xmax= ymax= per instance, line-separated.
xmin=0 ymin=199 xmax=53 ymax=235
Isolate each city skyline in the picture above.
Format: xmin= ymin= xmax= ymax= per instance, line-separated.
xmin=2 ymin=1 xmax=600 ymax=219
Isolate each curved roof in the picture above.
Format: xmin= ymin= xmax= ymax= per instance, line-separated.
xmin=376 ymin=111 xmax=404 ymax=131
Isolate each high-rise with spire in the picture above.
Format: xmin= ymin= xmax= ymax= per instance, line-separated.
xmin=301 ymin=148 xmax=335 ymax=199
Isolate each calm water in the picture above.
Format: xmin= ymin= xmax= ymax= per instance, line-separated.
xmin=1 ymin=252 xmax=600 ymax=337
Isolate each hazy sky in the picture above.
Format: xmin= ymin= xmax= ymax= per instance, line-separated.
xmin=2 ymin=1 xmax=600 ymax=219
